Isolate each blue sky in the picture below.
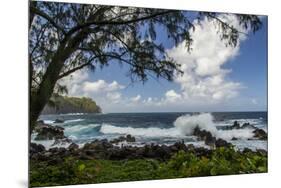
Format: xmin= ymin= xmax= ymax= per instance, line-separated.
xmin=64 ymin=13 xmax=267 ymax=113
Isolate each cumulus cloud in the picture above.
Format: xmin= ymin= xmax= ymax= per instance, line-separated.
xmin=59 ymin=14 xmax=252 ymax=112
xmin=165 ymin=90 xmax=182 ymax=103
xmin=60 ymin=70 xmax=125 ymax=107
xmin=166 ymin=14 xmax=247 ymax=104
xmin=83 ymin=80 xmax=125 ymax=94
xmin=130 ymin=95 xmax=141 ymax=103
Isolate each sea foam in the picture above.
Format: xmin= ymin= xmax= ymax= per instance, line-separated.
xmin=173 ymin=113 xmax=254 ymax=140
xmin=99 ymin=113 xmax=256 ymax=140
xmin=100 ymin=123 xmax=182 ymax=138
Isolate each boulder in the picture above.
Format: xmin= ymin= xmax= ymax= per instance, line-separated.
xmin=126 ymin=134 xmax=136 ymax=142
xmin=110 ymin=135 xmax=136 ymax=144
xmin=253 ymin=128 xmax=267 ymax=140
xmin=241 ymin=123 xmax=256 ymax=129
xmin=68 ymin=143 xmax=79 ymax=151
xmin=194 ymin=147 xmax=213 ymax=157
xmin=173 ymin=141 xmax=187 ymax=151
xmin=30 ymin=143 xmax=45 ymax=155
xmin=34 ymin=123 xmax=65 ymax=140
xmin=52 ymin=138 xmax=72 ymax=146
xmin=193 ymin=126 xmax=216 ymax=146
xmin=230 ymin=121 xmax=240 ymax=129
xmin=215 ymin=138 xmax=231 ymax=148
xmin=83 ymin=139 xmax=113 ymax=151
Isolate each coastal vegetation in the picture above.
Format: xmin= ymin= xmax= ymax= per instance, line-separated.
xmin=29 ymin=1 xmax=266 ymax=187
xmin=30 ymin=147 xmax=267 ymax=187
xmin=42 ymin=94 xmax=101 ymax=114
xmin=30 ymin=116 xmax=268 ymax=187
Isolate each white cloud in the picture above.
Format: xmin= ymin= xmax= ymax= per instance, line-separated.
xmin=58 ymin=14 xmax=255 ymax=112
xmin=130 ymin=95 xmax=141 ymax=103
xmin=83 ymin=80 xmax=124 ymax=94
xmin=166 ymin=14 xmax=247 ymax=104
xmin=60 ymin=70 xmax=125 ymax=110
xmin=106 ymin=92 xmax=122 ymax=103
xmin=165 ymin=90 xmax=182 ymax=103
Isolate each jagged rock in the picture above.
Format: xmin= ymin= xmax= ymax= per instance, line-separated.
xmin=241 ymin=123 xmax=256 ymax=129
xmin=52 ymin=138 xmax=72 ymax=146
xmin=68 ymin=143 xmax=79 ymax=151
xmin=215 ymin=138 xmax=231 ymax=148
xmin=83 ymin=139 xmax=113 ymax=151
xmin=231 ymin=121 xmax=240 ymax=129
xmin=30 ymin=143 xmax=45 ymax=155
xmin=193 ymin=126 xmax=216 ymax=146
xmin=110 ymin=135 xmax=136 ymax=144
xmin=34 ymin=122 xmax=65 ymax=140
xmin=173 ymin=141 xmax=188 ymax=151
xmin=54 ymin=118 xmax=64 ymax=123
xmin=253 ymin=128 xmax=267 ymax=140
xmin=126 ymin=134 xmax=136 ymax=142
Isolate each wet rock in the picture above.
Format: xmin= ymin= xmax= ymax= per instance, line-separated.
xmin=54 ymin=118 xmax=64 ymax=123
xmin=253 ymin=128 xmax=267 ymax=140
xmin=52 ymin=138 xmax=72 ymax=146
xmin=110 ymin=135 xmax=136 ymax=144
xmin=231 ymin=121 xmax=240 ymax=129
xmin=241 ymin=123 xmax=256 ymax=129
xmin=215 ymin=138 xmax=231 ymax=148
xmin=229 ymin=122 xmax=256 ymax=130
xmin=193 ymin=126 xmax=216 ymax=146
xmin=126 ymin=134 xmax=136 ymax=142
xmin=34 ymin=123 xmax=65 ymax=140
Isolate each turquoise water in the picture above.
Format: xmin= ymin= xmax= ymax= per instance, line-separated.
xmin=36 ymin=112 xmax=267 ymax=150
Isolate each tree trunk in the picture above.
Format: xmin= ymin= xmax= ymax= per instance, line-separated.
xmin=29 ymin=29 xmax=90 ymax=134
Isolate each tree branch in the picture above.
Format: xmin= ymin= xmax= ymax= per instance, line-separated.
xmin=58 ymin=55 xmax=98 ymax=79
xmin=66 ymin=10 xmax=176 ymax=37
xmin=30 ymin=6 xmax=67 ymax=35
xmin=206 ymin=13 xmax=248 ymax=36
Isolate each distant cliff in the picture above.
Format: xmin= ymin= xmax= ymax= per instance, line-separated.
xmin=41 ymin=95 xmax=102 ymax=114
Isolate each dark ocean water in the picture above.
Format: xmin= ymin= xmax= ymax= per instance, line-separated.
xmin=34 ymin=112 xmax=267 ymax=151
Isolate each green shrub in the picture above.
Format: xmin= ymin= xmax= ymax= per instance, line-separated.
xmin=30 ymin=148 xmax=267 ymax=187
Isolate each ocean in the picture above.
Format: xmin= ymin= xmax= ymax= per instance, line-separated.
xmin=33 ymin=112 xmax=268 ymax=151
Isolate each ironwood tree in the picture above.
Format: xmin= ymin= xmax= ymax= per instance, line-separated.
xmin=29 ymin=1 xmax=262 ymax=133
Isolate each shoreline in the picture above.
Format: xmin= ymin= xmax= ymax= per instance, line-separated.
xmin=30 ymin=119 xmax=268 ymax=187
xmin=30 ymin=138 xmax=267 ymax=187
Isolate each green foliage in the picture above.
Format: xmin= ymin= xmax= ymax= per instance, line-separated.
xmin=30 ymin=148 xmax=267 ymax=187
xmin=44 ymin=94 xmax=102 ymax=114
xmin=30 ymin=1 xmax=262 ymax=89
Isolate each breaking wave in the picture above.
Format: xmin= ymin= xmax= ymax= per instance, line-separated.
xmin=99 ymin=113 xmax=256 ymax=140
xmin=100 ymin=123 xmax=182 ymax=138
xmin=64 ymin=123 xmax=100 ymax=135
xmin=173 ymin=113 xmax=254 ymax=140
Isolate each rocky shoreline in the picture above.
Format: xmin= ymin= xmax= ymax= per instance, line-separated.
xmin=30 ymin=120 xmax=267 ymax=164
